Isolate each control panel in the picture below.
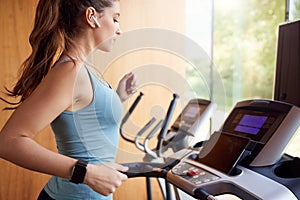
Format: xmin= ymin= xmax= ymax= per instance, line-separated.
xmin=171 ymin=162 xmax=220 ymax=185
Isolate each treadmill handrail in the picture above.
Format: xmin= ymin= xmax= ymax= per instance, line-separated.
xmin=120 ymin=92 xmax=145 ymax=143
xmin=156 ymin=93 xmax=179 ymax=157
xmin=134 ymin=117 xmax=157 ymax=152
xmin=143 ymin=120 xmax=164 ymax=158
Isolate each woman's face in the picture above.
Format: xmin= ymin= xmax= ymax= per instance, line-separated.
xmin=95 ymin=2 xmax=121 ymax=52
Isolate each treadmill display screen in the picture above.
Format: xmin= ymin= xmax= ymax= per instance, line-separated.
xmin=234 ymin=114 xmax=268 ymax=135
xmin=222 ymin=108 xmax=280 ymax=142
xmin=171 ymin=100 xmax=210 ymax=131
xmin=183 ymin=104 xmax=201 ymax=118
xmin=196 ymin=132 xmax=249 ymax=175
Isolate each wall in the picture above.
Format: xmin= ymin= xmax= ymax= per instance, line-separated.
xmin=0 ymin=0 xmax=56 ymax=199
xmin=0 ymin=0 xmax=186 ymax=199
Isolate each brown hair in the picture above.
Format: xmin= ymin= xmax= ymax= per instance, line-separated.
xmin=1 ymin=0 xmax=117 ymax=109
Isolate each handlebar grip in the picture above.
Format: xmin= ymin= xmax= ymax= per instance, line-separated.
xmin=122 ymin=162 xmax=168 ymax=178
xmin=122 ymin=92 xmax=144 ymax=124
xmin=156 ymin=93 xmax=179 ymax=156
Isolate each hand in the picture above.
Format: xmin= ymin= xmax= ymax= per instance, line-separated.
xmin=117 ymin=72 xmax=138 ymax=102
xmin=84 ymin=163 xmax=128 ymax=196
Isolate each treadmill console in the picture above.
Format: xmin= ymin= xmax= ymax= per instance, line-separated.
xmin=170 ymin=99 xmax=213 ymax=136
xmin=221 ymin=101 xmax=286 ymax=143
xmin=162 ymin=99 xmax=214 ymax=153
xmin=220 ymin=99 xmax=300 ymax=166
xmin=166 ymin=99 xmax=300 ymax=200
xmin=164 ymin=99 xmax=214 ymax=143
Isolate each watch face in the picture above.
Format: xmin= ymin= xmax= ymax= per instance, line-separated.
xmin=71 ymin=160 xmax=88 ymax=184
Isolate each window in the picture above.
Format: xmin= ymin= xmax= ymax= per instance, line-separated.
xmin=186 ymin=0 xmax=286 ymax=107
xmin=186 ymin=0 xmax=300 ymax=157
xmin=185 ymin=0 xmax=287 ymax=131
xmin=213 ymin=0 xmax=285 ymax=108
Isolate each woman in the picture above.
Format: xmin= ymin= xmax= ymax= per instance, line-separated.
xmin=0 ymin=0 xmax=137 ymax=199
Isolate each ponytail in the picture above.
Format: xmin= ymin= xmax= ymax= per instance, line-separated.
xmin=1 ymin=0 xmax=117 ymax=109
xmin=1 ymin=0 xmax=64 ymax=109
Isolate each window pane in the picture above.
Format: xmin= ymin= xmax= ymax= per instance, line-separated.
xmin=289 ymin=0 xmax=300 ymax=20
xmin=214 ymin=0 xmax=285 ymax=110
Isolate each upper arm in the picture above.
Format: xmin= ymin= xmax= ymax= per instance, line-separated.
xmin=1 ymin=62 xmax=80 ymax=139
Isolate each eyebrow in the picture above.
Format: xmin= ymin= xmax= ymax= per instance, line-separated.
xmin=115 ymin=13 xmax=120 ymax=17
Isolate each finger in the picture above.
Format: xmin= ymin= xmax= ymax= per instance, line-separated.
xmin=126 ymin=72 xmax=134 ymax=80
xmin=128 ymin=74 xmax=138 ymax=89
xmin=105 ymin=162 xmax=129 ymax=172
xmin=116 ymin=163 xmax=129 ymax=172
xmin=130 ymin=73 xmax=138 ymax=86
xmin=106 ymin=163 xmax=128 ymax=181
xmin=126 ymin=88 xmax=137 ymax=95
xmin=120 ymin=72 xmax=132 ymax=83
xmin=120 ymin=172 xmax=128 ymax=181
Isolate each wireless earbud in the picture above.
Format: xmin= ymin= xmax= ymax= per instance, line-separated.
xmin=91 ymin=16 xmax=101 ymax=28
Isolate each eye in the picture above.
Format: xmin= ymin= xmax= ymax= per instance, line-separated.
xmin=113 ymin=19 xmax=119 ymax=23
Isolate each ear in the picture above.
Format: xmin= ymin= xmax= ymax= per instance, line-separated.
xmin=86 ymin=7 xmax=98 ymax=28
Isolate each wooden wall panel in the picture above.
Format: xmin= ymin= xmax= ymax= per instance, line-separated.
xmin=0 ymin=0 xmax=57 ymax=200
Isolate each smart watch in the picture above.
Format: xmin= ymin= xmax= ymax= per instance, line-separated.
xmin=70 ymin=160 xmax=88 ymax=184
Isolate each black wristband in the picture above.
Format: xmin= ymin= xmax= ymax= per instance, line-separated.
xmin=70 ymin=160 xmax=88 ymax=184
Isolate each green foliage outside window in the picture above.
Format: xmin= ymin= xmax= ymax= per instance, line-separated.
xmin=214 ymin=0 xmax=285 ymax=110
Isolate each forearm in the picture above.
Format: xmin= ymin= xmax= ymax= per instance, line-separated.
xmin=0 ymin=126 xmax=129 ymax=196
xmin=0 ymin=134 xmax=76 ymax=180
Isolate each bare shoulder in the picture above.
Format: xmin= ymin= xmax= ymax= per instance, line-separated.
xmin=47 ymin=60 xmax=82 ymax=82
xmin=45 ymin=60 xmax=93 ymax=112
xmin=28 ymin=60 xmax=84 ymax=110
xmin=2 ymin=60 xmax=87 ymax=137
xmin=39 ymin=59 xmax=87 ymax=94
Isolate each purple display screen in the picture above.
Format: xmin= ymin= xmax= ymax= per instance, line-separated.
xmin=234 ymin=114 xmax=268 ymax=135
xmin=183 ymin=105 xmax=200 ymax=118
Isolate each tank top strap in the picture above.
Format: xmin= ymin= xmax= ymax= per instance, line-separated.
xmin=56 ymin=57 xmax=75 ymax=65
xmin=84 ymin=66 xmax=112 ymax=89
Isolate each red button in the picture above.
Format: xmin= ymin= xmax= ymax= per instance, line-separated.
xmin=187 ymin=168 xmax=202 ymax=176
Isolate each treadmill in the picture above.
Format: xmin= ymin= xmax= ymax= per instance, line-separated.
xmin=124 ymin=99 xmax=300 ymax=200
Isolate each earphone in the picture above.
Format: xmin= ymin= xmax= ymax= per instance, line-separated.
xmin=91 ymin=16 xmax=101 ymax=28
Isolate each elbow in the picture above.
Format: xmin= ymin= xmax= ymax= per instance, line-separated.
xmin=0 ymin=129 xmax=16 ymax=160
xmin=0 ymin=131 xmax=8 ymax=159
xmin=0 ymin=134 xmax=6 ymax=159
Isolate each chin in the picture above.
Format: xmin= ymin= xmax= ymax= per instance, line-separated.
xmin=98 ymin=39 xmax=116 ymax=52
xmin=99 ymin=47 xmax=113 ymax=52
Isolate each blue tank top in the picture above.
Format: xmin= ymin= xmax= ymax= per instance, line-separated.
xmin=44 ymin=65 xmax=123 ymax=200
